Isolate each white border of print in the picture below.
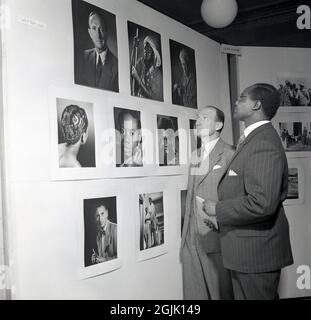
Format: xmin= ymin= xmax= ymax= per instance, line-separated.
xmin=284 ymin=162 xmax=304 ymax=206
xmin=134 ymin=184 xmax=169 ymax=262
xmin=272 ymin=110 xmax=311 ymax=158
xmin=76 ymin=185 xmax=123 ymax=280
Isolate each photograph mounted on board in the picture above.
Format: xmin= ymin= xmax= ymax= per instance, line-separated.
xmin=170 ymin=40 xmax=197 ymax=108
xmin=157 ymin=115 xmax=179 ymax=166
xmin=285 ymin=165 xmax=304 ymax=206
xmin=278 ymin=122 xmax=311 ymax=152
xmin=277 ymin=75 xmax=311 ymax=107
xmin=128 ymin=21 xmax=163 ymax=102
xmin=114 ymin=107 xmax=143 ymax=167
xmin=72 ymin=0 xmax=119 ymax=92
xmin=139 ymin=193 xmax=164 ymax=251
xmin=83 ymin=196 xmax=118 ymax=268
xmin=57 ymin=97 xmax=96 ymax=168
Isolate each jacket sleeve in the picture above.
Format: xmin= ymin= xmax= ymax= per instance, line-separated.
xmin=216 ymin=140 xmax=285 ymax=226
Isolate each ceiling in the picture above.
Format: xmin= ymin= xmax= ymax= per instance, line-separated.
xmin=137 ymin=0 xmax=311 ymax=48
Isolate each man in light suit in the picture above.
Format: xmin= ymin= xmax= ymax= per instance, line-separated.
xmin=204 ymin=83 xmax=293 ymax=300
xmin=180 ymin=106 xmax=235 ymax=300
xmin=92 ymin=204 xmax=117 ymax=264
xmin=75 ymin=11 xmax=119 ymax=92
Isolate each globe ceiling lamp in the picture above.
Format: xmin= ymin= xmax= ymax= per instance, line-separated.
xmin=201 ymin=0 xmax=238 ymax=28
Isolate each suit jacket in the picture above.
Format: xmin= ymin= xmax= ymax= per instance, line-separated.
xmin=216 ymin=123 xmax=294 ymax=273
xmin=181 ymin=139 xmax=235 ymax=253
xmin=75 ymin=48 xmax=119 ymax=92
xmin=96 ymin=220 xmax=118 ymax=261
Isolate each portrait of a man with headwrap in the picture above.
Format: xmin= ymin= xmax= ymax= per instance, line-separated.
xmin=128 ymin=22 xmax=164 ymax=102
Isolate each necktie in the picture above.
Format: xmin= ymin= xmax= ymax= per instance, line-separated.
xmin=96 ymin=55 xmax=104 ymax=87
xmin=236 ymin=133 xmax=246 ymax=150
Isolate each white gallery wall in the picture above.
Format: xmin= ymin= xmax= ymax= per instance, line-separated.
xmin=238 ymin=46 xmax=311 ymax=298
xmin=1 ymin=0 xmax=230 ymax=299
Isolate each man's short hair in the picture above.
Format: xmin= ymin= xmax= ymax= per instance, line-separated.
xmin=88 ymin=11 xmax=106 ymax=29
xmin=61 ymin=105 xmax=88 ymax=145
xmin=117 ymin=110 xmax=141 ymax=133
xmin=247 ymin=83 xmax=281 ymax=120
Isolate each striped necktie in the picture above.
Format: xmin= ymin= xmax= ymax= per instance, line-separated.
xmin=236 ymin=133 xmax=246 ymax=150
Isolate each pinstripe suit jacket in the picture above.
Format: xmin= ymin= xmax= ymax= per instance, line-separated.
xmin=216 ymin=123 xmax=293 ymax=273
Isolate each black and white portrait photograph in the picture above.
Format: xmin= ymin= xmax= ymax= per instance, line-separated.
xmin=57 ymin=97 xmax=96 ymax=168
xmin=128 ymin=21 xmax=163 ymax=102
xmin=285 ymin=165 xmax=304 ymax=206
xmin=278 ymin=122 xmax=311 ymax=152
xmin=170 ymin=40 xmax=197 ymax=108
xmin=114 ymin=107 xmax=143 ymax=167
xmin=157 ymin=115 xmax=179 ymax=166
xmin=277 ymin=75 xmax=311 ymax=107
xmin=189 ymin=119 xmax=201 ymax=154
xmin=139 ymin=192 xmax=164 ymax=251
xmin=83 ymin=196 xmax=118 ymax=268
xmin=180 ymin=190 xmax=187 ymax=237
xmin=72 ymin=0 xmax=119 ymax=92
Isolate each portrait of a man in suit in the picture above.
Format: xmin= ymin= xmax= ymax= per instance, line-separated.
xmin=83 ymin=197 xmax=117 ymax=267
xmin=204 ymin=84 xmax=294 ymax=300
xmin=73 ymin=0 xmax=119 ymax=92
xmin=180 ymin=106 xmax=235 ymax=300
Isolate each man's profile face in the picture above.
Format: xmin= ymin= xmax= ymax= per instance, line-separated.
xmin=143 ymin=41 xmax=154 ymax=62
xmin=196 ymin=108 xmax=218 ymax=139
xmin=122 ymin=113 xmax=141 ymax=158
xmin=95 ymin=205 xmax=108 ymax=230
xmin=234 ymin=88 xmax=255 ymax=121
xmin=88 ymin=14 xmax=108 ymax=52
xmin=180 ymin=56 xmax=189 ymax=77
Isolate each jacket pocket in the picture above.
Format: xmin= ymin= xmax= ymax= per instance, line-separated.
xmin=236 ymin=229 xmax=270 ymax=237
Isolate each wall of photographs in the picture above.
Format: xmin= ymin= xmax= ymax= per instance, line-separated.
xmin=2 ymin=0 xmax=231 ymax=299
xmin=238 ymin=46 xmax=311 ymax=299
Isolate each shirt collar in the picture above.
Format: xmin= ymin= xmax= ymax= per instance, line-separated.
xmin=244 ymin=121 xmax=270 ymax=138
xmin=96 ymin=48 xmax=108 ymax=66
xmin=202 ymin=137 xmax=219 ymax=158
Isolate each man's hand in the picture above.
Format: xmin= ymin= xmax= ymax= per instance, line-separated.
xmin=203 ymin=201 xmax=216 ymax=216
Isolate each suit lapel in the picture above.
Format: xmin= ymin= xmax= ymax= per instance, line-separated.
xmin=195 ymin=139 xmax=225 ymax=188
xmin=218 ymin=122 xmax=273 ymax=184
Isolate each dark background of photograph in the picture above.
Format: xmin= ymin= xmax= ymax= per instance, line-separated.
xmin=139 ymin=193 xmax=164 ymax=251
xmin=113 ymin=107 xmax=142 ymax=167
xmin=190 ymin=119 xmax=201 ymax=152
xmin=157 ymin=115 xmax=179 ymax=166
xmin=180 ymin=190 xmax=187 ymax=236
xmin=57 ymin=98 xmax=96 ymax=168
xmin=128 ymin=21 xmax=163 ymax=99
xmin=170 ymin=39 xmax=197 ymax=108
xmin=83 ymin=196 xmax=117 ymax=267
xmin=287 ymin=168 xmax=299 ymax=199
xmin=72 ymin=0 xmax=118 ymax=82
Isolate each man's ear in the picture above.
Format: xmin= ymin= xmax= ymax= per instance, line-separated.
xmin=252 ymin=100 xmax=262 ymax=111
xmin=216 ymin=121 xmax=224 ymax=132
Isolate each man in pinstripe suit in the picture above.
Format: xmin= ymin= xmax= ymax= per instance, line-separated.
xmin=204 ymin=83 xmax=293 ymax=300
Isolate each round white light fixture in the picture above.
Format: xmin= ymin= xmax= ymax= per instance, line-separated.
xmin=201 ymin=0 xmax=238 ymax=28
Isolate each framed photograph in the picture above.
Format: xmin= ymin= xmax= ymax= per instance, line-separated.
xmin=189 ymin=119 xmax=201 ymax=155
xmin=156 ymin=115 xmax=179 ymax=166
xmin=57 ymin=97 xmax=96 ymax=169
xmin=128 ymin=21 xmax=163 ymax=102
xmin=114 ymin=107 xmax=143 ymax=168
xmin=180 ymin=189 xmax=187 ymax=237
xmin=135 ymin=189 xmax=168 ymax=262
xmin=272 ymin=111 xmax=311 ymax=157
xmin=170 ymin=40 xmax=197 ymax=109
xmin=277 ymin=73 xmax=311 ymax=107
xmin=284 ymin=165 xmax=304 ymax=206
xmin=72 ymin=0 xmax=119 ymax=92
xmin=79 ymin=195 xmax=122 ymax=279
